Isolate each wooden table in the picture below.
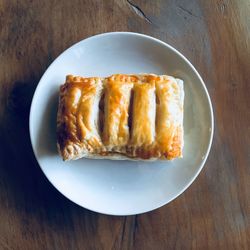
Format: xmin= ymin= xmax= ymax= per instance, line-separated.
xmin=0 ymin=0 xmax=249 ymax=249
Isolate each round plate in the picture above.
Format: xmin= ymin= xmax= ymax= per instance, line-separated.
xmin=29 ymin=32 xmax=213 ymax=215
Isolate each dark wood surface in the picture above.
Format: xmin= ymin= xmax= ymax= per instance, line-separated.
xmin=0 ymin=0 xmax=249 ymax=249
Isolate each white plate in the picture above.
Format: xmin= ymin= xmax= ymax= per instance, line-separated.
xmin=29 ymin=32 xmax=213 ymax=215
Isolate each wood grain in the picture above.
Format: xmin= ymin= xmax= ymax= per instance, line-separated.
xmin=0 ymin=0 xmax=249 ymax=249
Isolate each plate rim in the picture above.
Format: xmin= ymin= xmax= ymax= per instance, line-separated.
xmin=29 ymin=31 xmax=214 ymax=216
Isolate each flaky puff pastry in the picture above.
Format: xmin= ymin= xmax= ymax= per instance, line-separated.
xmin=57 ymin=74 xmax=184 ymax=161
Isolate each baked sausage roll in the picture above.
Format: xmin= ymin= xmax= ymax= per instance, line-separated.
xmin=57 ymin=74 xmax=184 ymax=161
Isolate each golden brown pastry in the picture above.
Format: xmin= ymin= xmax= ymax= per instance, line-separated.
xmin=57 ymin=74 xmax=184 ymax=161
xmin=102 ymin=75 xmax=134 ymax=150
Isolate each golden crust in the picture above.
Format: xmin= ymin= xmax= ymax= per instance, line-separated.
xmin=155 ymin=77 xmax=184 ymax=159
xmin=102 ymin=76 xmax=133 ymax=149
xmin=57 ymin=74 xmax=184 ymax=161
xmin=57 ymin=75 xmax=103 ymax=160
xmin=128 ymin=81 xmax=156 ymax=159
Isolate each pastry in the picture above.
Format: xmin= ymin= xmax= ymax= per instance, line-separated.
xmin=57 ymin=74 xmax=184 ymax=161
